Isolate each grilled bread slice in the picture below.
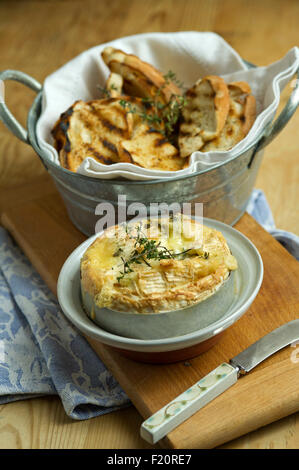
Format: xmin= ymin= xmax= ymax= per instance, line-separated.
xmin=201 ymin=81 xmax=256 ymax=152
xmin=105 ymin=72 xmax=123 ymax=97
xmin=52 ymin=98 xmax=139 ymax=172
xmin=101 ymin=47 xmax=181 ymax=104
xmin=118 ymin=123 xmax=185 ymax=171
xmin=178 ymin=76 xmax=230 ymax=157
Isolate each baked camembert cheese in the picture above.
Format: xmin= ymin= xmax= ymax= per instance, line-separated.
xmin=80 ymin=215 xmax=238 ymax=314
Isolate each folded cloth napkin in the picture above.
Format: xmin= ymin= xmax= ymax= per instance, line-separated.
xmin=246 ymin=189 xmax=299 ymax=261
xmin=0 ymin=228 xmax=130 ymax=419
xmin=36 ymin=31 xmax=299 ymax=181
xmin=0 ymin=190 xmax=297 ymax=419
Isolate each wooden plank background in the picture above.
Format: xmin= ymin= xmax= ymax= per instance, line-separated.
xmin=0 ymin=0 xmax=298 ymax=449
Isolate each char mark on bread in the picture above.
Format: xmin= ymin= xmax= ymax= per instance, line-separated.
xmin=101 ymin=46 xmax=181 ymax=104
xmin=178 ymin=75 xmax=230 ymax=157
xmin=201 ymin=81 xmax=256 ymax=153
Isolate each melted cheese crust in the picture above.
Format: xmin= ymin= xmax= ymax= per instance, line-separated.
xmin=80 ymin=215 xmax=238 ymax=314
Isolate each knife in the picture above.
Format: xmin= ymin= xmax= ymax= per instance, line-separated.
xmin=140 ymin=320 xmax=299 ymax=444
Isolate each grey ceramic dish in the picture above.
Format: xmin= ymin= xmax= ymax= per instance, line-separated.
xmin=57 ymin=218 xmax=263 ymax=362
xmin=81 ymin=271 xmax=235 ymax=340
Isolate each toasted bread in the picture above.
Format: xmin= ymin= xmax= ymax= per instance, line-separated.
xmin=101 ymin=47 xmax=181 ymax=104
xmin=201 ymin=81 xmax=256 ymax=152
xmin=118 ymin=123 xmax=184 ymax=171
xmin=52 ymin=98 xmax=139 ymax=172
xmin=106 ymin=72 xmax=123 ymax=97
xmin=178 ymin=76 xmax=230 ymax=157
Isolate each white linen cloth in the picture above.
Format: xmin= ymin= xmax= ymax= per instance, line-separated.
xmin=36 ymin=32 xmax=299 ymax=180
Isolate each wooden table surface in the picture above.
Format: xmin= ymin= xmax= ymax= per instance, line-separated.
xmin=0 ymin=0 xmax=298 ymax=449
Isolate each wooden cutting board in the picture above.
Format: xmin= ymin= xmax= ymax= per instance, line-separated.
xmin=1 ymin=181 xmax=299 ymax=449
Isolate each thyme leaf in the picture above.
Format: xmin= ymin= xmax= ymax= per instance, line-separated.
xmin=116 ymin=224 xmax=209 ymax=281
xmin=119 ymin=70 xmax=187 ymax=142
xmin=97 ymin=84 xmax=111 ymax=98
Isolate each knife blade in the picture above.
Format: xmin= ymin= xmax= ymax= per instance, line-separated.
xmin=140 ymin=320 xmax=299 ymax=444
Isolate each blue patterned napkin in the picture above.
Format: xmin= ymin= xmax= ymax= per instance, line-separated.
xmin=247 ymin=189 xmax=299 ymax=261
xmin=0 ymin=229 xmax=129 ymax=419
xmin=0 ymin=189 xmax=298 ymax=419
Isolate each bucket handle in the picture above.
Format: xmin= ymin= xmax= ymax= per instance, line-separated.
xmin=0 ymin=70 xmax=42 ymax=144
xmin=248 ymin=69 xmax=299 ymax=167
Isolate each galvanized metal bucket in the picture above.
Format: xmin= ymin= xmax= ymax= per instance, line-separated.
xmin=1 ymin=67 xmax=299 ymax=236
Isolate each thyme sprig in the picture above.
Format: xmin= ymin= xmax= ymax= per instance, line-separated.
xmin=97 ymin=82 xmax=118 ymax=98
xmin=119 ymin=70 xmax=187 ymax=142
xmin=116 ymin=224 xmax=209 ymax=282
xmin=163 ymin=70 xmax=185 ymax=90
xmin=116 ymin=225 xmax=173 ymax=281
